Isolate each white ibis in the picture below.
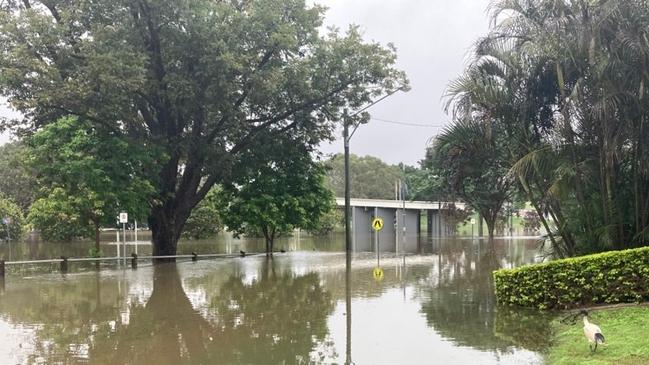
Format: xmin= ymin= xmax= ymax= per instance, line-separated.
xmin=581 ymin=310 xmax=605 ymax=352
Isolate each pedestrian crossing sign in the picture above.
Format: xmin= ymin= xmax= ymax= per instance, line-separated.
xmin=372 ymin=217 xmax=384 ymax=231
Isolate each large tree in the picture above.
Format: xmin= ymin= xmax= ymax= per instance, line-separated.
xmin=0 ymin=0 xmax=407 ymax=257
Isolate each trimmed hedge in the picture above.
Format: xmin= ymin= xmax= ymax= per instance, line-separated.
xmin=493 ymin=247 xmax=649 ymax=310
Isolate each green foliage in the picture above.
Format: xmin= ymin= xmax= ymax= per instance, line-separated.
xmin=324 ymin=153 xmax=404 ymax=199
xmin=88 ymin=247 xmax=103 ymax=258
xmin=26 ymin=116 xmax=154 ymax=243
xmin=27 ymin=188 xmax=93 ymax=241
xmin=431 ymin=120 xmax=513 ymax=238
xmin=219 ymin=138 xmax=334 ymax=252
xmin=0 ymin=0 xmax=407 ymax=254
xmin=307 ymin=207 xmax=342 ymax=236
xmin=181 ymin=187 xmax=222 ymax=240
xmin=444 ymin=0 xmax=649 ymax=255
xmin=547 ymin=306 xmax=649 ymax=365
xmin=0 ymin=193 xmax=26 ymax=241
xmin=493 ymin=247 xmax=649 ymax=310
xmin=0 ymin=142 xmax=36 ymax=211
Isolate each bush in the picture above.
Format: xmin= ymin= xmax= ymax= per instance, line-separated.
xmin=493 ymin=247 xmax=649 ymax=310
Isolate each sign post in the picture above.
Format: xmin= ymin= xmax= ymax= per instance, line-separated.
xmin=471 ymin=218 xmax=476 ymax=238
xmin=371 ymin=217 xmax=384 ymax=279
xmin=119 ymin=213 xmax=128 ymax=263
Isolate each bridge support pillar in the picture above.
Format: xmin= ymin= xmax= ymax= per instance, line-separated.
xmin=352 ymin=206 xmax=373 ymax=252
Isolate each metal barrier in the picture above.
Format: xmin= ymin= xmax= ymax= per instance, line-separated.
xmin=0 ymin=251 xmax=264 ymax=278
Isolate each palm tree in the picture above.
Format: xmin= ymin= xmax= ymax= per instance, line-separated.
xmin=441 ymin=0 xmax=649 ymax=255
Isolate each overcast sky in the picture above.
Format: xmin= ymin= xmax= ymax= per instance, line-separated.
xmin=314 ymin=0 xmax=492 ymax=165
xmin=0 ymin=0 xmax=493 ymax=165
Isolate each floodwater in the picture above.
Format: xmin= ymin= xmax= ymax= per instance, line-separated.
xmin=0 ymin=233 xmax=555 ymax=364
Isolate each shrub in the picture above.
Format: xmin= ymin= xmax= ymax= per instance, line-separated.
xmin=493 ymin=247 xmax=649 ymax=310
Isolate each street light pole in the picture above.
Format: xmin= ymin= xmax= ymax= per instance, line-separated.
xmin=343 ymin=109 xmax=352 ymax=254
xmin=339 ymin=87 xmax=404 ymax=365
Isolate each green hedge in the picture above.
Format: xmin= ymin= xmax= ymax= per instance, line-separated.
xmin=493 ymin=247 xmax=649 ymax=310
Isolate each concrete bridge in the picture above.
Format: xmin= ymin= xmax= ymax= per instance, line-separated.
xmin=334 ymin=198 xmax=466 ymax=253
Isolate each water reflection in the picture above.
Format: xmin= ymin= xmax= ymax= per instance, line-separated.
xmin=0 ymin=238 xmax=553 ymax=365
xmin=419 ymin=239 xmax=552 ymax=354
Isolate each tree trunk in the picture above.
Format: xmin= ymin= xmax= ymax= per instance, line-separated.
xmin=483 ymin=212 xmax=496 ymax=241
xmin=149 ymin=206 xmax=185 ymax=261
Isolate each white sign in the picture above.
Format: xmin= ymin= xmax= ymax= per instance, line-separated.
xmin=119 ymin=212 xmax=128 ymax=224
xmin=470 ymin=218 xmax=476 ymax=225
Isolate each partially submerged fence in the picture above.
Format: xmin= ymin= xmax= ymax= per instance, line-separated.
xmin=0 ymin=251 xmax=265 ymax=279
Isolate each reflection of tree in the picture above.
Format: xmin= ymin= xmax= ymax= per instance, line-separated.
xmin=90 ymin=264 xmax=214 ymax=364
xmin=419 ymin=240 xmax=551 ymax=353
xmin=209 ymin=259 xmax=336 ymax=364
xmin=0 ymin=272 xmax=123 ymax=362
xmin=0 ymin=261 xmax=335 ymax=364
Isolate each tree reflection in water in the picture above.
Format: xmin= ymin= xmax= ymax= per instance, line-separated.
xmin=419 ymin=239 xmax=553 ymax=353
xmin=0 ymin=261 xmax=335 ymax=364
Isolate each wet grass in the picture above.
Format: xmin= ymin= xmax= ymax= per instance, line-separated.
xmin=546 ymin=305 xmax=649 ymax=365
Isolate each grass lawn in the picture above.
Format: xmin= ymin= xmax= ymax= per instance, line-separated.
xmin=546 ymin=305 xmax=649 ymax=365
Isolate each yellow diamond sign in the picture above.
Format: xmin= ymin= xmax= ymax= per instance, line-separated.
xmin=373 ymin=267 xmax=384 ymax=281
xmin=372 ymin=217 xmax=384 ymax=231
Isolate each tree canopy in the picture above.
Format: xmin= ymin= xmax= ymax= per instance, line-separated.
xmin=0 ymin=0 xmax=407 ymax=256
xmin=26 ymin=116 xmax=153 ymax=247
xmin=219 ymin=137 xmax=334 ymax=254
xmin=324 ymin=153 xmax=405 ymax=200
xmin=431 ymin=120 xmax=513 ymax=239
xmin=0 ymin=142 xmax=36 ymax=212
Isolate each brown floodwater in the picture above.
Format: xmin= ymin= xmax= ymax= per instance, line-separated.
xmin=0 ymin=234 xmax=555 ymax=364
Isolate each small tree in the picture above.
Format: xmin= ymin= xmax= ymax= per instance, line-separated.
xmin=219 ymin=138 xmax=334 ymax=255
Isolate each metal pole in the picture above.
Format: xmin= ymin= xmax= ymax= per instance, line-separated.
xmin=134 ymin=220 xmax=138 ymax=254
xmin=437 ymin=200 xmax=441 ymax=239
xmin=122 ymin=223 xmax=126 ymax=265
xmin=401 ymin=179 xmax=406 ymax=254
xmin=375 ymin=208 xmax=380 ymax=267
xmin=343 ymin=109 xmax=351 ymax=255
